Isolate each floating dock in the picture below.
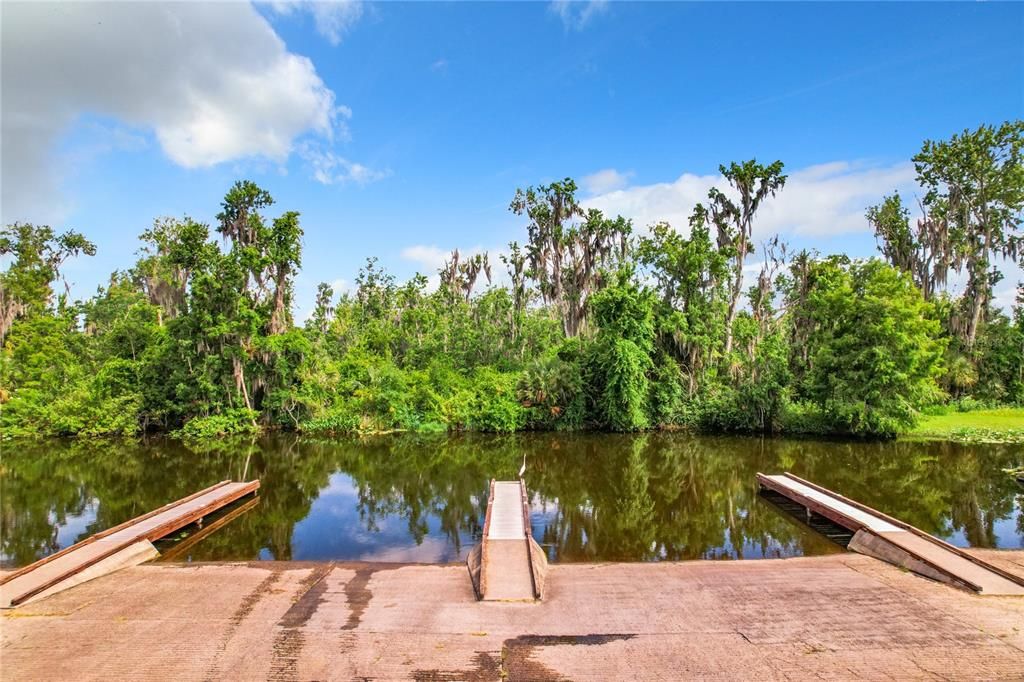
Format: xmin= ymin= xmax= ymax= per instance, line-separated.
xmin=0 ymin=479 xmax=259 ymax=607
xmin=758 ymin=472 xmax=1024 ymax=596
xmin=467 ymin=479 xmax=547 ymax=601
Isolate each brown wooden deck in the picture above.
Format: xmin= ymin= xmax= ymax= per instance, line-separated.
xmin=757 ymin=472 xmax=1024 ymax=596
xmin=0 ymin=480 xmax=259 ymax=607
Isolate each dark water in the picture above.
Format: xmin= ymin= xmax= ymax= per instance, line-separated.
xmin=1 ymin=433 xmax=1022 ymax=568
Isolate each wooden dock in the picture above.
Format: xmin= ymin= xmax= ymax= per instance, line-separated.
xmin=758 ymin=472 xmax=1024 ymax=596
xmin=467 ymin=479 xmax=547 ymax=601
xmin=0 ymin=480 xmax=259 ymax=607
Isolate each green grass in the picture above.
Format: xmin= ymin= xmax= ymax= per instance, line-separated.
xmin=905 ymin=407 xmax=1024 ymax=443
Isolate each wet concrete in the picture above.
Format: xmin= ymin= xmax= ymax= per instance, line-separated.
xmin=2 ymin=552 xmax=1024 ymax=680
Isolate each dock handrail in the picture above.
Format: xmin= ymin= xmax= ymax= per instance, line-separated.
xmin=519 ymin=477 xmax=539 ymax=599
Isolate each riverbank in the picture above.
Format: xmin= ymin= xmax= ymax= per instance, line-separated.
xmin=903 ymin=407 xmax=1024 ymax=443
xmin=3 ymin=551 xmax=1023 ymax=680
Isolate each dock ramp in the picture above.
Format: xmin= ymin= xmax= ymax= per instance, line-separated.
xmin=758 ymin=472 xmax=1024 ymax=596
xmin=1 ymin=480 xmax=259 ymax=607
xmin=467 ymin=479 xmax=547 ymax=601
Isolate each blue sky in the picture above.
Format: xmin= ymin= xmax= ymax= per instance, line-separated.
xmin=3 ymin=1 xmax=1022 ymax=316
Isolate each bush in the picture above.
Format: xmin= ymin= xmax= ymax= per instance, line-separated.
xmin=3 ymin=359 xmax=144 ymax=437
xmin=778 ymin=400 xmax=831 ymax=435
xmin=587 ymin=336 xmax=651 ymax=431
xmin=517 ymin=347 xmax=586 ymax=430
xmin=178 ymin=409 xmax=260 ymax=439
xmin=649 ymin=353 xmax=684 ymax=426
xmin=953 ymin=396 xmax=991 ymax=412
xmin=467 ymin=368 xmax=525 ymax=433
xmin=687 ymin=386 xmax=760 ymax=433
xmin=300 ymin=405 xmax=361 ymax=434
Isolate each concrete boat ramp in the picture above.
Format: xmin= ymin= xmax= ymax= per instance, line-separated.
xmin=3 ymin=553 xmax=1023 ymax=680
xmin=3 ymin=474 xmax=1024 ymax=680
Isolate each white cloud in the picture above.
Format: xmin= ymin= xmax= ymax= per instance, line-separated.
xmin=0 ymin=1 xmax=358 ymax=224
xmin=301 ymin=144 xmax=390 ymax=185
xmin=400 ymin=245 xmax=451 ymax=274
xmin=584 ymin=160 xmax=918 ymax=239
xmin=431 ymin=58 xmax=449 ymax=72
xmin=581 ymin=168 xmax=633 ymax=195
xmin=550 ymin=0 xmax=609 ymax=30
xmin=329 ymin=277 xmax=352 ymax=295
xmin=269 ymin=0 xmax=364 ymax=46
xmin=756 ymin=161 xmax=917 ymax=237
xmin=584 ymin=171 xmax=718 ymax=236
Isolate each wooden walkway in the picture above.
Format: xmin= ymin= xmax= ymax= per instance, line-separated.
xmin=467 ymin=479 xmax=546 ymax=601
xmin=0 ymin=480 xmax=259 ymax=607
xmin=758 ymin=472 xmax=1024 ymax=596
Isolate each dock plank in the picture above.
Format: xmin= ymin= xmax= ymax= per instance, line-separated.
xmin=473 ymin=479 xmax=544 ymax=601
xmin=486 ymin=482 xmax=526 ymax=540
xmin=880 ymin=531 xmax=1024 ymax=596
xmin=757 ymin=472 xmax=1024 ymax=596
xmin=0 ymin=480 xmax=259 ymax=607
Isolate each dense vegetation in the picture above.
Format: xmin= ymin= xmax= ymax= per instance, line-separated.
xmin=2 ymin=122 xmax=1022 ymax=439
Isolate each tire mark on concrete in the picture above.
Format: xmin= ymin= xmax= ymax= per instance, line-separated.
xmin=412 ymin=633 xmax=636 ymax=682
xmin=204 ymin=569 xmax=283 ymax=681
xmin=411 ymin=651 xmax=503 ymax=681
xmin=268 ymin=564 xmax=334 ymax=682
xmin=502 ymin=633 xmax=637 ymax=682
xmin=342 ymin=564 xmax=399 ymax=631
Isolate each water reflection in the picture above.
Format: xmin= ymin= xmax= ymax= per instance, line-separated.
xmin=1 ymin=433 xmax=1021 ymax=568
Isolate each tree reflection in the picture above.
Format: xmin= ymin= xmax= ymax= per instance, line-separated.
xmin=1 ymin=433 xmax=1021 ymax=567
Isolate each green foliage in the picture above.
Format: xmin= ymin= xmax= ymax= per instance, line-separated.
xmin=586 ymin=274 xmax=655 ymax=431
xmin=518 ymin=344 xmax=587 ymax=430
xmin=913 ymin=121 xmax=1024 ymax=349
xmin=466 ymin=368 xmax=526 ymax=433
xmin=0 ymin=222 xmax=96 ymax=323
xmin=637 ymin=218 xmax=728 ymax=395
xmin=797 ymin=258 xmax=945 ymax=437
xmin=300 ymin=406 xmax=361 ymax=435
xmin=3 ymin=135 xmax=1022 ymax=442
xmin=178 ymin=409 xmax=261 ymax=439
xmin=648 ymin=353 xmax=684 ymax=426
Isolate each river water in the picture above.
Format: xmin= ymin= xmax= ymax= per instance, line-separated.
xmin=2 ymin=433 xmax=1021 ymax=568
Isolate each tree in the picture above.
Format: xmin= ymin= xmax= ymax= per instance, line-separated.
xmin=636 ymin=209 xmax=729 ymax=395
xmin=866 ymin=192 xmax=950 ymax=301
xmin=798 ymin=258 xmax=944 ymax=436
xmin=439 ymin=250 xmax=491 ymax=303
xmin=266 ymin=211 xmax=303 ymax=335
xmin=707 ymin=159 xmax=787 ymax=355
xmin=586 ymin=271 xmax=656 ymax=431
xmin=500 ymin=242 xmax=529 ymax=347
xmin=913 ymin=121 xmax=1024 ymax=349
xmin=510 ymin=180 xmax=631 ymax=337
xmin=0 ymin=223 xmax=95 ymax=342
xmin=135 ymin=217 xmax=210 ymax=325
